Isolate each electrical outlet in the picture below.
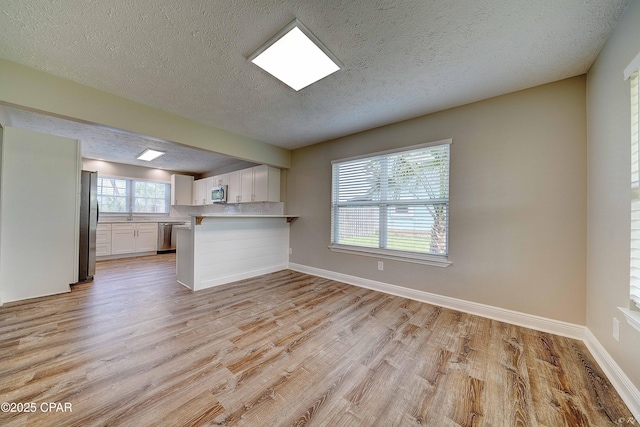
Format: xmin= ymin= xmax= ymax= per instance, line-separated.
xmin=288 ymin=248 xmax=292 ymax=255
xmin=377 ymin=261 xmax=384 ymax=271
xmin=613 ymin=317 xmax=620 ymax=342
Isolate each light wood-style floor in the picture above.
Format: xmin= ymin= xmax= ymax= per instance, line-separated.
xmin=0 ymin=254 xmax=633 ymax=426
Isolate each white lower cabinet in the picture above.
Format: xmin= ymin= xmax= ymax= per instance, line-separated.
xmin=111 ymin=224 xmax=135 ymax=255
xmin=96 ymin=224 xmax=112 ymax=256
xmin=135 ymin=223 xmax=158 ymax=252
xmin=110 ymin=223 xmax=158 ymax=256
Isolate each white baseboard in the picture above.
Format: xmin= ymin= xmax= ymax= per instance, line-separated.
xmin=583 ymin=329 xmax=640 ymax=420
xmin=288 ymin=263 xmax=585 ymax=340
xmin=97 ymin=251 xmax=157 ymax=261
xmin=176 ymin=280 xmax=192 ymax=291
xmin=288 ymin=263 xmax=640 ymax=418
xmin=197 ymin=264 xmax=287 ymax=291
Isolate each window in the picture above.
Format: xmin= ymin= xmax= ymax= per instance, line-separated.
xmin=630 ymin=69 xmax=640 ymax=311
xmin=330 ymin=140 xmax=451 ymax=266
xmin=97 ymin=176 xmax=169 ymax=214
xmin=623 ymin=54 xmax=640 ymax=334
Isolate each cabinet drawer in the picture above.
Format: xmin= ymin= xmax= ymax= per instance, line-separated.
xmin=112 ymin=223 xmax=135 ymax=231
xmin=97 ymin=223 xmax=112 ymax=231
xmin=96 ymin=242 xmax=111 ymax=257
xmin=96 ymin=230 xmax=111 ymax=244
xmin=136 ymin=222 xmax=158 ymax=230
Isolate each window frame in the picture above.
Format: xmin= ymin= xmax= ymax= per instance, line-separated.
xmin=329 ymin=139 xmax=452 ymax=267
xmin=97 ymin=176 xmax=171 ymax=216
xmin=631 ymin=69 xmax=640 ymax=312
xmin=620 ymin=53 xmax=640 ymax=333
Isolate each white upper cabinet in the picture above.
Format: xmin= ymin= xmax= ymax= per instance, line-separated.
xmin=188 ymin=165 xmax=280 ymax=205
xmin=227 ymin=170 xmax=241 ymax=204
xmin=203 ymin=177 xmax=215 ymax=204
xmin=252 ymin=165 xmax=280 ymax=202
xmin=212 ymin=174 xmax=228 ymax=186
xmin=240 ymin=168 xmax=254 ymax=202
xmin=192 ymin=179 xmax=206 ymax=206
xmin=192 ymin=177 xmax=216 ymax=205
xmin=171 ymin=174 xmax=194 ymax=206
xmin=224 ymin=165 xmax=280 ymax=203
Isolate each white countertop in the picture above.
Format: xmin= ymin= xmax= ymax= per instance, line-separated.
xmin=190 ymin=214 xmax=298 ymax=218
xmin=99 ymin=217 xmax=190 ymax=224
xmin=190 ymin=214 xmax=298 ymax=226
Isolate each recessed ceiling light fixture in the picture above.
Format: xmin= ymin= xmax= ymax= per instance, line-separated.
xmin=136 ymin=149 xmax=165 ymax=161
xmin=249 ymin=19 xmax=343 ymax=91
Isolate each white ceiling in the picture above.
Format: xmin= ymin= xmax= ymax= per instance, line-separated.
xmin=0 ymin=0 xmax=630 ymax=158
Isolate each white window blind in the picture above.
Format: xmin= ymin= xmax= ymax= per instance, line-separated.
xmin=630 ymin=70 xmax=640 ymax=310
xmin=97 ymin=176 xmax=170 ymax=214
xmin=331 ymin=142 xmax=450 ymax=259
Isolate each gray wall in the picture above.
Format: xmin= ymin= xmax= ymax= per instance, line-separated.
xmin=288 ymin=76 xmax=587 ymax=325
xmin=587 ymin=0 xmax=640 ymax=390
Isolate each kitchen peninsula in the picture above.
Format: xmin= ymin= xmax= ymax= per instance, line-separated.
xmin=176 ymin=214 xmax=297 ymax=291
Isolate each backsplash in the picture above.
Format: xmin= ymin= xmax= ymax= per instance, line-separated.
xmin=170 ymin=202 xmax=284 ymax=217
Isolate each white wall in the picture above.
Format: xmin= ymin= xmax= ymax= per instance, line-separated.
xmin=0 ymin=59 xmax=291 ymax=169
xmin=288 ymin=76 xmax=587 ymax=325
xmin=0 ymin=126 xmax=80 ymax=303
xmin=0 ymin=126 xmax=3 ymax=305
xmin=586 ymin=0 xmax=640 ymax=391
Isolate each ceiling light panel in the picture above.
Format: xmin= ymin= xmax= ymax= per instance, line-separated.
xmin=137 ymin=149 xmax=165 ymax=161
xmin=249 ymin=19 xmax=343 ymax=91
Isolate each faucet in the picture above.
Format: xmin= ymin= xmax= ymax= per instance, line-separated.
xmin=127 ymin=211 xmax=133 ymax=221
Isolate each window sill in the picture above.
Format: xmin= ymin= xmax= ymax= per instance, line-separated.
xmin=328 ymin=244 xmax=451 ymax=267
xmin=618 ymin=307 xmax=640 ymax=334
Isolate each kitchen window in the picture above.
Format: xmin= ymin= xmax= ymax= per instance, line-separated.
xmin=97 ymin=176 xmax=170 ymax=214
xmin=330 ymin=139 xmax=451 ymax=267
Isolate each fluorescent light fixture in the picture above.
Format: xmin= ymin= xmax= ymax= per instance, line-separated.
xmin=249 ymin=19 xmax=343 ymax=91
xmin=136 ymin=149 xmax=165 ymax=161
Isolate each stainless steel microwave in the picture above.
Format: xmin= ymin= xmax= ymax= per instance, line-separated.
xmin=211 ymin=185 xmax=227 ymax=203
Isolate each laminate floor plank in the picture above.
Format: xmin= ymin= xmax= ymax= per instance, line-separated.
xmin=0 ymin=254 xmax=633 ymax=426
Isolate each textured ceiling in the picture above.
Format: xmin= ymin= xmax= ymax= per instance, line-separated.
xmin=0 ymin=106 xmax=255 ymax=174
xmin=0 ymin=0 xmax=630 ymax=152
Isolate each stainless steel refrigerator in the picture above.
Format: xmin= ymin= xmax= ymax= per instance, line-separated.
xmin=78 ymin=170 xmax=98 ymax=282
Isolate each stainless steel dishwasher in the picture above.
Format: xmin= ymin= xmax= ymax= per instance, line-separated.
xmin=157 ymin=223 xmax=176 ymax=253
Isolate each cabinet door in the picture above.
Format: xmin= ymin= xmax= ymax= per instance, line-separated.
xmin=135 ymin=224 xmax=158 ymax=252
xmin=111 ymin=224 xmax=135 ymax=254
xmin=192 ymin=179 xmax=202 ymax=205
xmin=96 ymin=243 xmax=111 ymax=257
xmin=171 ymin=174 xmax=194 ymax=206
xmin=204 ymin=177 xmax=215 ymax=205
xmin=252 ymin=165 xmax=269 ymax=202
xmin=227 ymin=171 xmax=241 ymax=203
xmin=252 ymin=165 xmax=280 ymax=202
xmin=240 ymin=168 xmax=254 ymax=202
xmin=213 ymin=174 xmax=228 ymax=186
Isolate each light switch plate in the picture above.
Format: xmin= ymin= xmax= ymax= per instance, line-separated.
xmin=613 ymin=317 xmax=620 ymax=342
